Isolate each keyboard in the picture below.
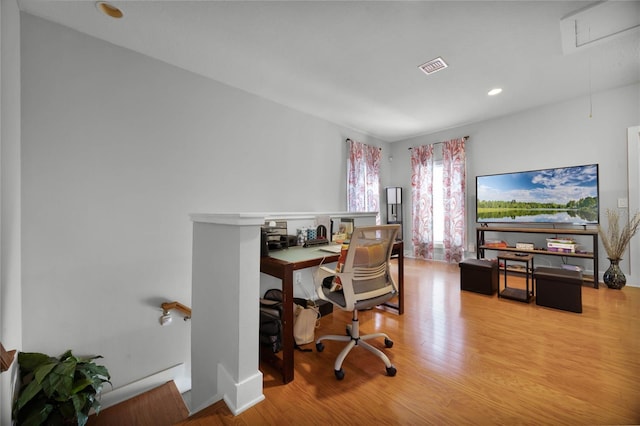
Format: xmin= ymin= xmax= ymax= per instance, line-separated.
xmin=318 ymin=244 xmax=342 ymax=253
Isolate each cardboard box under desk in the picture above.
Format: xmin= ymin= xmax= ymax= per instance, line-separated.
xmin=315 ymin=299 xmax=333 ymax=317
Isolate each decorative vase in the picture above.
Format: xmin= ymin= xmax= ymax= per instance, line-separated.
xmin=603 ymin=258 xmax=626 ymax=289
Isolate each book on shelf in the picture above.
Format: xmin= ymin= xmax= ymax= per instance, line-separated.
xmin=484 ymin=240 xmax=508 ymax=248
xmin=547 ymin=242 xmax=576 ymax=249
xmin=547 ymin=246 xmax=575 ymax=253
xmin=546 ymin=238 xmax=576 ymax=245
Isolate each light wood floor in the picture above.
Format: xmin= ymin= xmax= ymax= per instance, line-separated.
xmin=180 ymin=259 xmax=640 ymax=425
xmin=88 ymin=381 xmax=189 ymax=426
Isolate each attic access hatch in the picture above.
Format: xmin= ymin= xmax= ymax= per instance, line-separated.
xmin=561 ymin=1 xmax=640 ymax=54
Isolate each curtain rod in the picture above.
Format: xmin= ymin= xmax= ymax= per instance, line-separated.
xmin=346 ymin=138 xmax=382 ymax=151
xmin=407 ymin=136 xmax=469 ymax=150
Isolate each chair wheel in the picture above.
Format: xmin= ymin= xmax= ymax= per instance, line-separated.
xmin=384 ymin=338 xmax=393 ymax=348
xmin=386 ymin=366 xmax=397 ymax=377
xmin=316 ymin=342 xmax=324 ymax=352
xmin=335 ymin=369 xmax=345 ymax=380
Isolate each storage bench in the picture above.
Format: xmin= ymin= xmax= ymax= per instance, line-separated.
xmin=534 ymin=267 xmax=583 ymax=313
xmin=459 ymin=259 xmax=498 ymax=295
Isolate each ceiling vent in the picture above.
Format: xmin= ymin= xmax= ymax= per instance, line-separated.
xmin=560 ymin=1 xmax=640 ymax=54
xmin=418 ymin=57 xmax=448 ymax=75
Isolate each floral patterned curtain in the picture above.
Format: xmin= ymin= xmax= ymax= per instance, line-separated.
xmin=347 ymin=140 xmax=381 ymax=223
xmin=442 ymin=138 xmax=466 ymax=262
xmin=410 ymin=144 xmax=434 ymax=259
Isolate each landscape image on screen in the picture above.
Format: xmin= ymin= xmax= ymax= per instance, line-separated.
xmin=476 ymin=164 xmax=599 ymax=225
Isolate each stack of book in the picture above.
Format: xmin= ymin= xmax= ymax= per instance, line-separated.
xmin=484 ymin=240 xmax=508 ymax=248
xmin=546 ymin=238 xmax=576 ymax=253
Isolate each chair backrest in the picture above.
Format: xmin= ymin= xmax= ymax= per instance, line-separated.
xmin=339 ymin=224 xmax=399 ymax=310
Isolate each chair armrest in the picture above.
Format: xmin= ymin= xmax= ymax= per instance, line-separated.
xmin=314 ymin=266 xmax=336 ymax=286
xmin=314 ymin=265 xmax=339 ymax=301
xmin=319 ymin=265 xmax=337 ymax=275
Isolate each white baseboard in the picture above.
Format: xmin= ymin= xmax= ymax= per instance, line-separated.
xmin=99 ymin=363 xmax=191 ymax=410
xmin=217 ymin=364 xmax=265 ymax=415
xmin=188 ymin=392 xmax=223 ymax=416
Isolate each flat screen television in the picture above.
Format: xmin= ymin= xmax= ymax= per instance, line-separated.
xmin=476 ymin=164 xmax=599 ymax=225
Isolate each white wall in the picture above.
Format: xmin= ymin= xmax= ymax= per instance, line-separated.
xmin=389 ymin=83 xmax=640 ymax=285
xmin=628 ymin=125 xmax=640 ymax=287
xmin=19 ymin=13 xmax=388 ymax=396
xmin=1 ymin=0 xmax=22 ymax=424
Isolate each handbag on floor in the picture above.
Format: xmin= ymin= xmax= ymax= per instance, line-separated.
xmin=293 ymin=302 xmax=320 ymax=347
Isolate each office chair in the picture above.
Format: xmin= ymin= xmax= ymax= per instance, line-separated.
xmin=314 ymin=224 xmax=400 ymax=380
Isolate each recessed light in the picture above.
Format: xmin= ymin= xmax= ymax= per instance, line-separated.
xmin=96 ymin=2 xmax=123 ymax=19
xmin=488 ymin=88 xmax=503 ymax=96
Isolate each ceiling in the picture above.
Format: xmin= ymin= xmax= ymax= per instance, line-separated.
xmin=17 ymin=0 xmax=640 ymax=142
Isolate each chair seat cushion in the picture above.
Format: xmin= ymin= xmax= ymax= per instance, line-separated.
xmin=321 ymin=286 xmax=395 ymax=310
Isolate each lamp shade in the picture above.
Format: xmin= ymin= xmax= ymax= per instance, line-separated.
xmin=386 ymin=187 xmax=402 ymax=205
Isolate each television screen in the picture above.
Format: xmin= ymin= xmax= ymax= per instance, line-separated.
xmin=476 ymin=164 xmax=599 ymax=225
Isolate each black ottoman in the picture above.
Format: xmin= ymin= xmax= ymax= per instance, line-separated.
xmin=535 ymin=267 xmax=583 ymax=313
xmin=459 ymin=259 xmax=498 ymax=295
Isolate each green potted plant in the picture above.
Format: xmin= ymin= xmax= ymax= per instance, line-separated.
xmin=598 ymin=208 xmax=640 ymax=289
xmin=13 ymin=350 xmax=111 ymax=426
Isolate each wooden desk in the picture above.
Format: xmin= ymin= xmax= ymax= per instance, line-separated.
xmin=260 ymin=241 xmax=404 ymax=383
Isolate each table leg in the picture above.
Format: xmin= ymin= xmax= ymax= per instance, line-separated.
xmin=380 ymin=245 xmax=404 ymax=315
xmin=280 ymin=264 xmax=294 ymax=384
xmin=397 ymin=249 xmax=404 ymax=315
xmin=501 ymin=260 xmax=508 ymax=297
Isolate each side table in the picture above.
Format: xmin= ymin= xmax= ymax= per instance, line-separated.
xmin=497 ymin=252 xmax=534 ymax=303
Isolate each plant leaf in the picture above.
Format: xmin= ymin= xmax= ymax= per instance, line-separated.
xmin=18 ymin=399 xmax=53 ymax=426
xmin=71 ymin=392 xmax=88 ymax=413
xmin=77 ymin=361 xmax=111 ymax=392
xmin=77 ymin=410 xmax=90 ymax=426
xmin=70 ymin=393 xmax=91 ymax=426
xmin=78 ymin=354 xmax=103 ymax=362
xmin=33 ymin=360 xmax=58 ymax=384
xmin=15 ymin=378 xmax=43 ymax=410
xmin=58 ymin=349 xmax=74 ymax=361
xmin=90 ymin=394 xmax=103 ymax=414
xmin=58 ymin=400 xmax=76 ymax=420
xmin=17 ymin=352 xmax=53 ymax=373
xmin=41 ymin=357 xmax=76 ymax=399
xmin=70 ymin=377 xmax=93 ymax=395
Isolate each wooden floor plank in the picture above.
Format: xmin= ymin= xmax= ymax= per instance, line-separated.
xmin=179 ymin=259 xmax=640 ymax=425
xmin=88 ymin=380 xmax=189 ymax=426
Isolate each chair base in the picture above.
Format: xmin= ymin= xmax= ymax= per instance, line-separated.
xmin=315 ymin=310 xmax=396 ymax=380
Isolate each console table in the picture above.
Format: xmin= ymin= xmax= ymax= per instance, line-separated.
xmin=477 ymin=226 xmax=599 ymax=288
xmin=260 ymin=241 xmax=404 ymax=383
